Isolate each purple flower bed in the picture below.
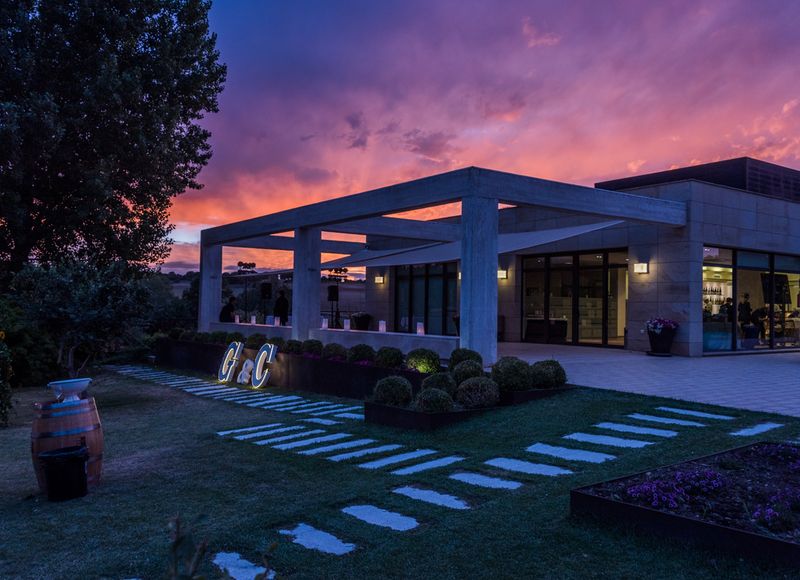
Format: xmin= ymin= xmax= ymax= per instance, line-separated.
xmin=586 ymin=442 xmax=800 ymax=543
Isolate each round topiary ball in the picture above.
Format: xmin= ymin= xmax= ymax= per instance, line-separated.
xmin=373 ymin=376 xmax=413 ymax=407
xmin=421 ymin=372 xmax=457 ymax=397
xmin=490 ymin=356 xmax=532 ymax=392
xmin=301 ymin=339 xmax=323 ymax=356
xmin=455 ymin=376 xmax=499 ymax=409
xmin=530 ymin=359 xmax=568 ymax=389
xmin=284 ymin=339 xmax=303 ymax=355
xmin=322 ymin=342 xmax=348 ymax=361
xmin=405 ymin=348 xmax=441 ymax=374
xmin=267 ymin=337 xmax=286 ymax=351
xmin=451 ymin=360 xmax=484 ymax=387
xmin=347 ymin=343 xmax=376 ymax=364
xmin=245 ymin=333 xmax=267 ymax=349
xmin=375 ymin=346 xmax=404 ymax=369
xmin=448 ymin=348 xmax=483 ymax=368
xmin=414 ymin=388 xmax=454 ymax=413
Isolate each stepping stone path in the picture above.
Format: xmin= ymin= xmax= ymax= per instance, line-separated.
xmin=391 ymin=456 xmax=465 ymax=475
xmin=563 ymin=432 xmax=654 ymax=449
xmin=358 ymin=449 xmax=437 ymax=470
xmin=485 ymin=457 xmax=573 ymax=476
xmin=449 ymin=472 xmax=522 ymax=490
xmin=656 ymin=406 xmax=735 ymax=420
xmin=342 ymin=505 xmax=418 ymax=531
xmin=212 ymin=552 xmax=272 ymax=580
xmin=594 ymin=422 xmax=678 ymax=438
xmin=627 ymin=413 xmax=706 ymax=427
xmin=105 ymin=364 xmax=365 ymax=422
xmin=730 ymin=422 xmax=784 ymax=437
xmin=278 ymin=523 xmax=355 ymax=555
xmin=526 ymin=442 xmax=615 ymax=464
xmin=393 ymin=486 xmax=470 ymax=510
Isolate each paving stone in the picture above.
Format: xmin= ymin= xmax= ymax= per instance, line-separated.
xmin=341 ymin=505 xmax=418 ymax=531
xmin=234 ymin=425 xmax=305 ymax=440
xmin=449 ymin=472 xmax=523 ymax=490
xmin=563 ymin=432 xmax=654 ymax=449
xmin=309 ymin=405 xmax=363 ymax=417
xmin=391 ymin=456 xmax=465 ymax=475
xmin=216 ymin=423 xmax=282 ymax=436
xmin=252 ymin=429 xmax=326 ymax=446
xmin=656 ymin=406 xmax=736 ymax=420
xmin=526 ymin=443 xmax=615 ymax=463
xmin=484 ymin=457 xmax=573 ymax=476
xmin=335 ymin=413 xmax=365 ymax=420
xmin=595 ymin=422 xmax=678 ymax=438
xmin=291 ymin=404 xmax=349 ymax=415
xmin=298 ymin=438 xmax=376 ymax=456
xmin=212 ymin=552 xmax=271 ymax=580
xmin=627 ymin=413 xmax=706 ymax=427
xmin=278 ymin=523 xmax=355 ymax=555
xmin=301 ymin=418 xmax=341 ymax=426
xmin=327 ymin=444 xmax=403 ymax=462
xmin=273 ymin=433 xmax=351 ymax=451
xmin=392 ymin=486 xmax=469 ymax=510
xmin=730 ymin=422 xmax=784 ymax=437
xmin=358 ymin=449 xmax=437 ymax=470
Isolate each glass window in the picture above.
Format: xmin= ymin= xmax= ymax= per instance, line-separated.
xmin=703 ymin=247 xmax=733 ymax=266
xmin=579 ymin=253 xmax=604 ymax=267
xmin=523 ymin=270 xmax=546 ymax=342
xmin=548 ymin=268 xmax=573 ymax=343
xmin=702 ymin=264 xmax=734 ymax=352
xmin=608 ymin=251 xmax=629 ymax=266
xmin=776 ymin=255 xmax=800 ymax=273
xmin=608 ymin=267 xmax=627 ymax=346
xmin=736 ymin=268 xmax=770 ymax=350
xmin=737 ymin=251 xmax=769 ymax=269
xmin=426 ymin=275 xmax=443 ymax=335
xmin=550 ymin=255 xmax=573 ymax=267
xmin=396 ymin=277 xmax=410 ymax=332
xmin=773 ymin=271 xmax=800 ymax=349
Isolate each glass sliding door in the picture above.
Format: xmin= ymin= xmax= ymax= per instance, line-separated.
xmin=773 ymin=255 xmax=800 ymax=349
xmin=548 ymin=257 xmax=573 ymax=344
xmin=702 ymin=247 xmax=734 ymax=352
xmin=607 ymin=251 xmax=628 ymax=346
xmin=735 ymin=251 xmax=771 ymax=350
xmin=393 ymin=262 xmax=459 ymax=336
xmin=522 ymin=258 xmax=546 ymax=342
xmin=578 ymin=254 xmax=604 ymax=344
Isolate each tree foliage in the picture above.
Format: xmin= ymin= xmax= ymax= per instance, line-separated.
xmin=0 ymin=0 xmax=226 ymax=279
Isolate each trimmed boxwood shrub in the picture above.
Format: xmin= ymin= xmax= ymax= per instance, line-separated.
xmin=413 ymin=388 xmax=454 ymax=413
xmin=301 ymin=339 xmax=323 ymax=356
xmin=421 ymin=372 xmax=457 ymax=397
xmin=226 ymin=331 xmax=246 ymax=344
xmin=193 ymin=332 xmax=210 ymax=343
xmin=167 ymin=328 xmax=183 ymax=340
xmin=530 ymin=359 xmax=568 ymax=389
xmin=209 ymin=330 xmax=229 ymax=344
xmin=491 ymin=356 xmax=531 ymax=392
xmin=284 ymin=339 xmax=303 ymax=355
xmin=245 ymin=333 xmax=267 ymax=349
xmin=267 ymin=337 xmax=286 ymax=350
xmin=373 ymin=376 xmax=413 ymax=407
xmin=448 ymin=348 xmax=482 ymax=368
xmin=455 ymin=376 xmax=499 ymax=409
xmin=375 ymin=346 xmax=404 ymax=369
xmin=347 ymin=343 xmax=376 ymax=364
xmin=406 ymin=348 xmax=441 ymax=374
xmin=322 ymin=342 xmax=348 ymax=361
xmin=179 ymin=329 xmax=196 ymax=341
xmin=451 ymin=360 xmax=484 ymax=387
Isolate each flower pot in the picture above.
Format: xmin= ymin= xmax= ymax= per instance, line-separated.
xmin=47 ymin=378 xmax=92 ymax=402
xmin=647 ymin=328 xmax=676 ymax=355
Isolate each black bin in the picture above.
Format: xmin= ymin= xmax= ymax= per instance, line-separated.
xmin=39 ymin=446 xmax=89 ymax=502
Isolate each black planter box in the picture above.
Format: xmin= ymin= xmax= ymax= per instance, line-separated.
xmin=154 ymin=339 xmax=426 ymax=399
xmin=647 ymin=327 xmax=676 ymax=355
xmin=497 ymin=386 xmax=574 ymax=406
xmin=570 ymin=443 xmax=800 ymax=566
xmin=364 ymin=401 xmax=489 ymax=431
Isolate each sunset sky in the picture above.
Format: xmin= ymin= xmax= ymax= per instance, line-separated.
xmin=164 ymin=0 xmax=800 ymax=273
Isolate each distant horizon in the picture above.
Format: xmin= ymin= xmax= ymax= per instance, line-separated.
xmin=163 ymin=0 xmax=800 ymax=274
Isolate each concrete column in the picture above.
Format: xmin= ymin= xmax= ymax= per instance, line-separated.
xmin=460 ymin=195 xmax=499 ymax=363
xmin=198 ymin=244 xmax=222 ymax=331
xmin=291 ymin=227 xmax=322 ymax=340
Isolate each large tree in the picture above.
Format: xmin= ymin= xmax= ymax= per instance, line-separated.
xmin=0 ymin=0 xmax=225 ymax=279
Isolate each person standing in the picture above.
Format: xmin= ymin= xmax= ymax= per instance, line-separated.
xmin=273 ymin=290 xmax=289 ymax=326
xmin=219 ymin=296 xmax=237 ymax=323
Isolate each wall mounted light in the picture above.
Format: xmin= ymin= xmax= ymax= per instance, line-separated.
xmin=633 ymin=262 xmax=649 ymax=274
xmin=497 ymin=269 xmax=508 ymax=280
xmin=374 ymin=275 xmax=385 ymax=284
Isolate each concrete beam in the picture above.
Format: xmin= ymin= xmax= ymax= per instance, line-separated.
xmin=459 ymin=196 xmax=499 ymax=363
xmin=291 ymin=227 xmax=321 ymax=340
xmin=201 ymin=168 xmax=474 ymax=245
xmin=325 ymin=216 xmax=460 ymax=241
xmin=476 ymin=168 xmax=687 ymax=226
xmin=226 ymin=235 xmax=364 ymax=254
xmin=198 ymin=244 xmax=222 ymax=331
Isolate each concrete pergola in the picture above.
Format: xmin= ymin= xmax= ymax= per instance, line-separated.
xmin=199 ymin=167 xmax=687 ymax=362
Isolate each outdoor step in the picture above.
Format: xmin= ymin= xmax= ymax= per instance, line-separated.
xmin=594 ymin=422 xmax=678 ymax=438
xmin=656 ymin=406 xmax=735 ymax=420
xmin=526 ymin=443 xmax=615 ymax=463
xmin=327 ymin=444 xmax=403 ymax=462
xmin=342 ymin=505 xmax=419 ymax=531
xmin=563 ymin=432 xmax=654 ymax=449
xmin=627 ymin=413 xmax=706 ymax=427
xmin=730 ymin=422 xmax=784 ymax=437
xmin=252 ymin=429 xmax=326 ymax=446
xmin=448 ymin=472 xmax=523 ymax=490
xmin=278 ymin=523 xmax=355 ymax=555
xmin=298 ymin=438 xmax=376 ymax=456
xmin=358 ymin=449 xmax=437 ymax=470
xmin=392 ymin=486 xmax=469 ymax=510
xmin=391 ymin=456 xmax=465 ymax=475
xmin=485 ymin=457 xmax=572 ymax=476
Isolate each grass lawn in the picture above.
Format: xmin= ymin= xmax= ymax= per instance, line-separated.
xmin=1 ymin=367 xmax=799 ymax=579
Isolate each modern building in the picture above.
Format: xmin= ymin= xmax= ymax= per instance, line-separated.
xmin=199 ymin=157 xmax=800 ymax=362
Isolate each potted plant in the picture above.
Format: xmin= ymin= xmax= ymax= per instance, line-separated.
xmin=645 ymin=317 xmax=679 ymax=355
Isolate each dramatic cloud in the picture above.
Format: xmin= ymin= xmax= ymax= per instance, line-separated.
xmin=162 ymin=0 xmax=800 ymax=272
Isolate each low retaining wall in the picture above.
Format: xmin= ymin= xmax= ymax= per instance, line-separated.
xmin=309 ymin=328 xmax=458 ymax=359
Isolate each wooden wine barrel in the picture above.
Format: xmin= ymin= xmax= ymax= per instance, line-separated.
xmin=31 ymin=397 xmax=104 ymax=493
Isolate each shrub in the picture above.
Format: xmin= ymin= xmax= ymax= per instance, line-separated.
xmin=452 ymin=360 xmax=484 ymax=386
xmin=449 ymin=348 xmax=482 ymax=368
xmin=322 ymin=342 xmax=348 ymax=361
xmin=455 ymin=376 xmax=499 ymax=409
xmin=301 ymin=339 xmax=323 ymax=356
xmin=421 ymin=372 xmax=457 ymax=397
xmin=491 ymin=356 xmax=532 ymax=392
xmin=375 ymin=346 xmax=404 ymax=369
xmin=284 ymin=339 xmax=303 ymax=355
xmin=405 ymin=348 xmax=441 ymax=373
xmin=530 ymin=359 xmax=568 ymax=389
xmin=179 ymin=329 xmax=196 ymax=342
xmin=167 ymin=328 xmax=183 ymax=340
xmin=0 ymin=342 xmax=13 ymax=427
xmin=266 ymin=337 xmax=286 ymax=351
xmin=373 ymin=376 xmax=413 ymax=407
xmin=245 ymin=333 xmax=267 ymax=349
xmin=209 ymin=330 xmax=229 ymax=344
xmin=226 ymin=331 xmax=245 ymax=344
xmin=347 ymin=343 xmax=376 ymax=364
xmin=193 ymin=332 xmax=210 ymax=343
xmin=413 ymin=388 xmax=453 ymax=413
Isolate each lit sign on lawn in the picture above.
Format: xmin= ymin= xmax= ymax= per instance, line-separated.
xmin=217 ymin=341 xmax=279 ymax=388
